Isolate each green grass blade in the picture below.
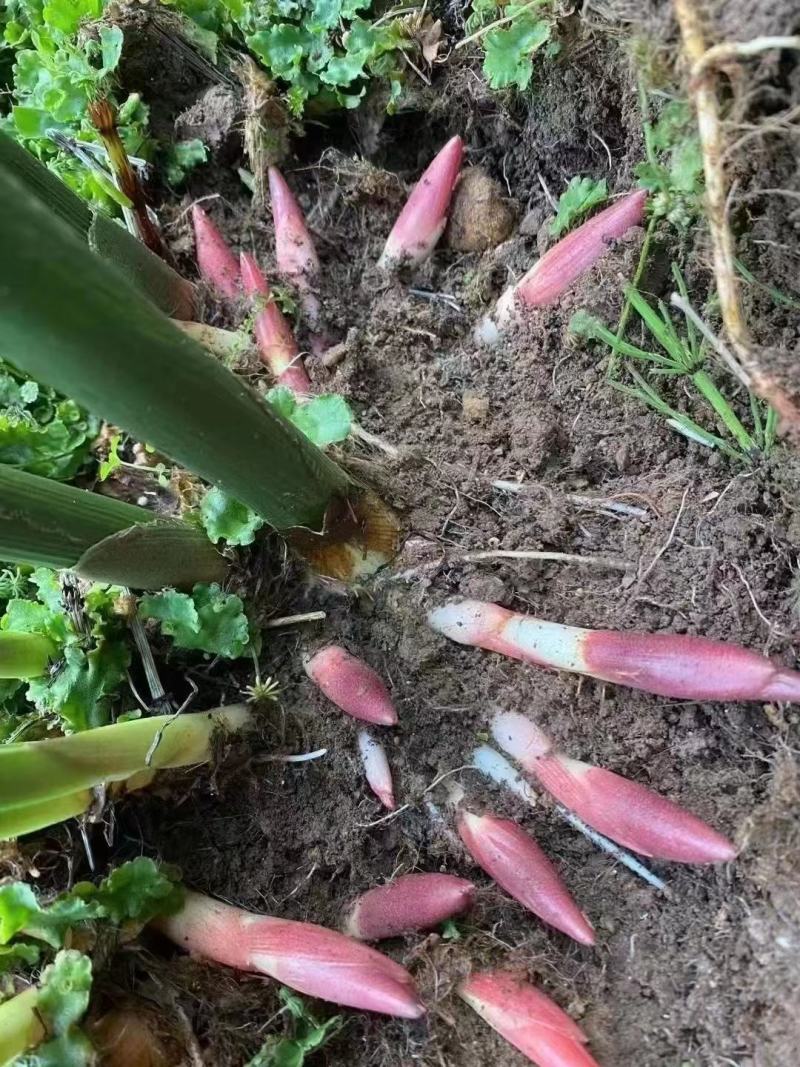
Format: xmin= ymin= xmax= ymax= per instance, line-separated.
xmin=0 ymin=153 xmax=351 ymax=534
xmin=0 ymin=465 xmax=224 ymax=588
xmin=692 ymin=370 xmax=756 ymax=454
xmin=0 ymin=705 xmax=251 ymax=815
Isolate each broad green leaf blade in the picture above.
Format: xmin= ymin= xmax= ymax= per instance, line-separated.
xmin=0 ymin=632 xmax=55 ymax=679
xmin=0 ymin=132 xmax=194 ymax=319
xmin=0 ymin=465 xmax=224 ymax=589
xmin=0 ymin=986 xmax=45 ymax=1064
xmin=0 ymin=141 xmax=351 ymax=533
xmin=0 ymin=790 xmax=92 ymax=842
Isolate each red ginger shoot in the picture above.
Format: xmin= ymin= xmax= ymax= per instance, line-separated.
xmin=346 ymin=872 xmax=475 ymax=941
xmin=459 ymin=970 xmax=601 ymax=1067
xmin=477 ymin=189 xmax=647 ymax=342
xmin=305 ymin=645 xmax=398 ymax=725
xmin=268 ymin=166 xmax=324 ymax=349
xmin=191 ymin=205 xmax=241 ymax=300
xmin=378 ymin=136 xmax=464 ymax=271
xmin=457 ymin=809 xmax=595 ymax=945
xmin=427 ymin=598 xmax=800 ymax=703
xmin=492 ymin=710 xmax=736 ymax=864
xmin=155 ymin=891 xmax=424 ymax=1018
xmin=240 ymin=252 xmax=311 ymax=394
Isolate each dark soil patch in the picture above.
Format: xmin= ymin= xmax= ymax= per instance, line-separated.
xmin=20 ymin=4 xmax=800 ymax=1066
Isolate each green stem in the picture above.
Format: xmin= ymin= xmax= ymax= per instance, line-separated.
xmin=692 ymin=370 xmax=756 ymax=455
xmin=0 ymin=705 xmax=251 ymax=814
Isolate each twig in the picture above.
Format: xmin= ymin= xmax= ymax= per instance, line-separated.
xmin=263 ymin=748 xmax=328 ymax=763
xmin=692 ymin=35 xmax=800 ymax=79
xmin=730 ymin=562 xmax=788 ymax=638
xmin=128 ymin=599 xmax=172 ymax=712
xmin=537 ymin=172 xmax=559 ymax=212
xmin=460 ymin=549 xmax=630 ymax=571
xmin=350 ymin=421 xmax=400 ymax=458
xmin=669 ymin=292 xmax=750 ymax=386
xmin=264 ymin=611 xmax=326 ymax=628
xmin=409 ymin=288 xmax=463 ymax=313
xmin=355 ymin=765 xmax=473 ymax=829
xmin=638 ymin=486 xmax=689 ymax=585
xmin=672 ymin=4 xmax=800 ymax=430
xmin=145 ymin=679 xmax=198 ymax=767
xmin=455 ymin=0 xmax=548 ymax=50
xmin=554 ymin=805 xmax=666 ymax=892
xmin=491 ymin=480 xmax=650 ymax=519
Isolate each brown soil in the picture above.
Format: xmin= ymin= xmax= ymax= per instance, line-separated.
xmin=22 ymin=3 xmax=800 ymax=1066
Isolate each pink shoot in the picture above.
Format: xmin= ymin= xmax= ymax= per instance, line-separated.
xmin=156 ymin=891 xmax=424 ymax=1018
xmin=191 ymin=205 xmax=240 ymax=300
xmin=357 ymin=729 xmax=396 ymax=810
xmin=427 ymin=598 xmax=800 ymax=703
xmin=492 ymin=710 xmax=736 ymax=864
xmin=378 ymin=136 xmax=464 ymax=271
xmin=268 ymin=166 xmax=324 ymax=347
xmin=457 ymin=809 xmax=595 ymax=945
xmin=345 ymin=872 xmax=475 ymax=941
xmin=459 ymin=970 xmax=600 ymax=1067
xmin=240 ymin=252 xmax=311 ymax=394
xmin=478 ymin=189 xmax=647 ymax=340
xmin=305 ymin=645 xmax=398 ymax=726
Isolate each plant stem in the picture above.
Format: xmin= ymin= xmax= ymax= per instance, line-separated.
xmin=0 ymin=705 xmax=251 ymax=816
xmin=672 ymin=2 xmax=800 ymax=430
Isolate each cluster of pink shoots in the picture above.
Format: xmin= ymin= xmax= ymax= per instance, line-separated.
xmin=176 ymin=141 xmax=800 ymax=1066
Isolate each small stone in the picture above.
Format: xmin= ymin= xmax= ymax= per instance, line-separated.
xmin=446 ymin=168 xmax=517 ymax=252
xmin=462 ymin=393 xmax=490 ymax=422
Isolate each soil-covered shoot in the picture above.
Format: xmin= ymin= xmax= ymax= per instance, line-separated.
xmin=0 ymin=0 xmax=799 ymax=1065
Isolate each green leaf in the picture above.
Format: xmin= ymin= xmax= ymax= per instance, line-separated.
xmin=42 ymin=0 xmax=102 ymax=36
xmin=97 ymin=25 xmax=123 ymax=75
xmin=245 ymin=988 xmax=343 ymax=1067
xmin=550 ymin=176 xmax=608 ymax=237
xmin=0 ymin=940 xmax=42 ymax=973
xmin=26 ymin=640 xmax=130 ymax=732
xmin=266 ymin=389 xmax=352 ymax=448
xmin=164 ymin=138 xmax=208 ymax=186
xmin=98 ymin=432 xmax=122 ymax=481
xmin=19 ymin=949 xmax=95 ymax=1067
xmin=141 ymin=583 xmax=250 ymax=658
xmin=0 ymin=882 xmax=39 ymax=944
xmin=200 ymin=486 xmax=265 ymax=547
xmin=71 ymin=856 xmax=184 ymax=924
xmin=483 ymin=15 xmax=550 ymax=91
xmin=441 ymin=918 xmax=462 ymax=940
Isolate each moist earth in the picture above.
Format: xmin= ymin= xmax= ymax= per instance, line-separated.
xmin=19 ymin=3 xmax=800 ymax=1065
